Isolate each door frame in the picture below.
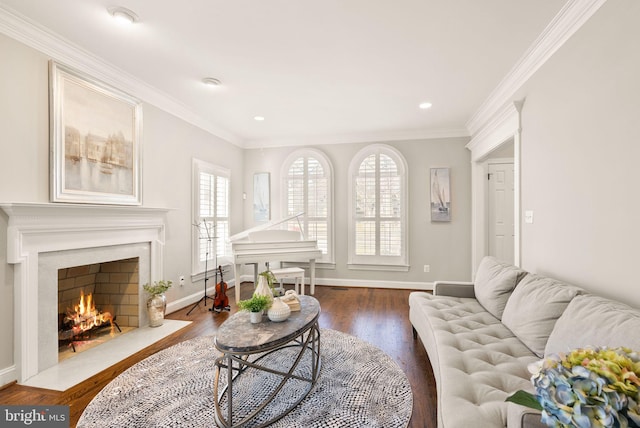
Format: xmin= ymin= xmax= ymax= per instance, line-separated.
xmin=466 ymin=101 xmax=523 ymax=274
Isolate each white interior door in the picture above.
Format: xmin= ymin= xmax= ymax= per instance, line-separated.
xmin=488 ymin=162 xmax=514 ymax=264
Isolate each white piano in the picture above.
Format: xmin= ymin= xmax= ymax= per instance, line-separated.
xmin=229 ymin=213 xmax=322 ymax=304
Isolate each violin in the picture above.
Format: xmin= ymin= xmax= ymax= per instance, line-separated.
xmin=213 ymin=265 xmax=230 ymax=312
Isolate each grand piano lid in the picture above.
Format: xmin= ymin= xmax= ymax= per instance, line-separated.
xmin=229 ymin=212 xmax=305 ymax=242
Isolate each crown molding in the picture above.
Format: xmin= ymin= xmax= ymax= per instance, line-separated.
xmin=466 ymin=101 xmax=522 ymax=162
xmin=243 ymin=127 xmax=470 ymax=149
xmin=0 ymin=4 xmax=242 ymax=146
xmin=466 ymin=0 xmax=608 ymax=136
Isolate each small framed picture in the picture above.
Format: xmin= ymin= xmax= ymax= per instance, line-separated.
xmin=253 ymin=172 xmax=270 ymax=222
xmin=430 ymin=168 xmax=451 ymax=222
xmin=49 ymin=61 xmax=142 ymax=205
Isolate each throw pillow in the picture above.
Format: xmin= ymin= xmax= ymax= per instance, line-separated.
xmin=473 ymin=256 xmax=527 ymax=320
xmin=502 ymin=274 xmax=583 ymax=358
xmin=545 ymin=294 xmax=640 ymax=356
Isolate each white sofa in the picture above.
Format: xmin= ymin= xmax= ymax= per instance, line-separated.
xmin=409 ymin=256 xmax=640 ymax=428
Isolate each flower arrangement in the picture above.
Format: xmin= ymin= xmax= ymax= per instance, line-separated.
xmin=507 ymin=347 xmax=640 ymax=428
xmin=143 ymin=280 xmax=172 ymax=296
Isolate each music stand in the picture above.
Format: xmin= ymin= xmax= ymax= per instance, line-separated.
xmin=187 ymin=220 xmax=217 ymax=315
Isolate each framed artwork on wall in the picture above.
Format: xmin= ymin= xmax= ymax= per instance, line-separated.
xmin=253 ymin=172 xmax=270 ymax=222
xmin=49 ymin=61 xmax=142 ymax=205
xmin=430 ymin=167 xmax=451 ymax=222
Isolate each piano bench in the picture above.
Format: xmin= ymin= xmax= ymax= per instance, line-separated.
xmin=271 ymin=267 xmax=306 ymax=295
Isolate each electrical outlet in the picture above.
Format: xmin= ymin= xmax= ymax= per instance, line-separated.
xmin=179 ymin=275 xmax=185 ymax=286
xmin=423 ymin=265 xmax=430 ymax=273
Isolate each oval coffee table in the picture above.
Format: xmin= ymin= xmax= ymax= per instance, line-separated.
xmin=213 ymin=295 xmax=321 ymax=428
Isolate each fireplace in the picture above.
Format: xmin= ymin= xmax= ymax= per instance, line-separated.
xmin=57 ymin=257 xmax=140 ymax=358
xmin=1 ymin=203 xmax=168 ymax=384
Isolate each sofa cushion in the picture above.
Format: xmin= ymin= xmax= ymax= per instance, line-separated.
xmin=545 ymin=294 xmax=640 ymax=356
xmin=474 ymin=256 xmax=528 ymax=320
xmin=501 ymin=274 xmax=582 ymax=358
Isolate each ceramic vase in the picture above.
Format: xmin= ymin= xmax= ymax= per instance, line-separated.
xmin=147 ymin=293 xmax=166 ymax=327
xmin=268 ymin=297 xmax=291 ymax=322
xmin=254 ymin=276 xmax=274 ymax=307
xmin=249 ymin=310 xmax=262 ymax=324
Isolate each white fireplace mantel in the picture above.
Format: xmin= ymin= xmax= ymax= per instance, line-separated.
xmin=1 ymin=203 xmax=169 ymax=383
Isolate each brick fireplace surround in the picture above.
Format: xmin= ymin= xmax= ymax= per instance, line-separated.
xmin=1 ymin=203 xmax=189 ymax=389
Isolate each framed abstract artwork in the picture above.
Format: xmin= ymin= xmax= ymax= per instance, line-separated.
xmin=430 ymin=167 xmax=451 ymax=222
xmin=49 ymin=61 xmax=142 ymax=205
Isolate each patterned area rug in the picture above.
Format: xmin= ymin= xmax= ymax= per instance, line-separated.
xmin=78 ymin=329 xmax=413 ymax=428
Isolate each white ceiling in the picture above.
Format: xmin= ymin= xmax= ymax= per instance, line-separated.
xmin=0 ymin=0 xmax=570 ymax=147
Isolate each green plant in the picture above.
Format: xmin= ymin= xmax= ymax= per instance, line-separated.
xmin=237 ymin=294 xmax=271 ymax=313
xmin=143 ymin=280 xmax=172 ymax=296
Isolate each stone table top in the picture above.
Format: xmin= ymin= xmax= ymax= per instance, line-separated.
xmin=214 ymin=295 xmax=320 ymax=354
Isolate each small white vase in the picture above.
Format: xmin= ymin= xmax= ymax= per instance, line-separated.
xmin=254 ymin=276 xmax=274 ymax=307
xmin=268 ymin=297 xmax=291 ymax=322
xmin=249 ymin=310 xmax=262 ymax=324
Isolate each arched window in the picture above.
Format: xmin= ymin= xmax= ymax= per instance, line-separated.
xmin=282 ymin=149 xmax=333 ymax=264
xmin=348 ymin=144 xmax=408 ymax=270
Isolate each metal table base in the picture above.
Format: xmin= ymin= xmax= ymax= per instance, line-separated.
xmin=213 ymin=322 xmax=321 ymax=428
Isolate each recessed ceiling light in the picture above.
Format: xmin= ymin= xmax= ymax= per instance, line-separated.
xmin=419 ymin=102 xmax=433 ymax=109
xmin=254 ymin=116 xmax=265 ymax=121
xmin=202 ymin=77 xmax=222 ymax=87
xmin=108 ymin=6 xmax=139 ymax=24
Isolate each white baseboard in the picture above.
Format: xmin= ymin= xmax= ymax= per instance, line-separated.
xmin=0 ymin=364 xmax=17 ymax=389
xmin=167 ymin=276 xmax=432 ymax=315
xmin=237 ymin=275 xmax=433 ymax=291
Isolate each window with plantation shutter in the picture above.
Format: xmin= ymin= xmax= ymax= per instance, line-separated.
xmin=192 ymin=158 xmax=230 ymax=275
xmin=282 ymin=149 xmax=333 ymax=264
xmin=349 ymin=145 xmax=408 ymax=270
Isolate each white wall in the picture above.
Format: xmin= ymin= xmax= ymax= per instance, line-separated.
xmin=0 ymin=33 xmax=244 ymax=379
xmin=243 ymin=138 xmax=472 ymax=285
xmin=516 ymin=0 xmax=640 ymax=307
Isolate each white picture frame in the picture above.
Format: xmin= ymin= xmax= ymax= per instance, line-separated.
xmin=49 ymin=61 xmax=142 ymax=205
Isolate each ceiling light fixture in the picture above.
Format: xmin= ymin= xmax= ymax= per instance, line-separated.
xmin=108 ymin=6 xmax=139 ymax=24
xmin=202 ymin=77 xmax=222 ymax=87
xmin=419 ymin=102 xmax=433 ymax=109
xmin=254 ymin=116 xmax=265 ymax=121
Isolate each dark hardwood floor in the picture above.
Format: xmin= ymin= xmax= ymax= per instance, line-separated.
xmin=0 ymin=284 xmax=437 ymax=428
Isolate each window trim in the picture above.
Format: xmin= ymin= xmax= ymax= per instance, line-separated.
xmin=191 ymin=158 xmax=231 ymax=276
xmin=281 ymin=148 xmax=334 ymax=264
xmin=348 ymin=144 xmax=409 ymax=270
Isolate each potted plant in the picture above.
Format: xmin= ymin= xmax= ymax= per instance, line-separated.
xmin=237 ymin=294 xmax=271 ymax=323
xmin=143 ymin=280 xmax=172 ymax=327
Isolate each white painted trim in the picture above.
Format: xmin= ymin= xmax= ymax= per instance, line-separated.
xmin=0 ymin=203 xmax=167 ymax=383
xmin=466 ymin=0 xmax=608 ymax=135
xmin=0 ymin=365 xmax=17 ymax=388
xmin=467 ymin=102 xmax=522 ymax=162
xmin=0 ymin=4 xmax=241 ymax=147
xmin=467 ymin=102 xmax=523 ymax=274
xmin=235 ymin=275 xmax=432 ymax=291
xmin=244 ymin=128 xmax=470 ymax=149
xmin=315 ymin=278 xmax=433 ymax=291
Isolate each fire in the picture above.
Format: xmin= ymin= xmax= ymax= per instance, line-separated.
xmin=64 ymin=291 xmax=114 ymax=336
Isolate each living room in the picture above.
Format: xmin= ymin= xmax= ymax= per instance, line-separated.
xmin=1 ymin=0 xmax=639 ymax=425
